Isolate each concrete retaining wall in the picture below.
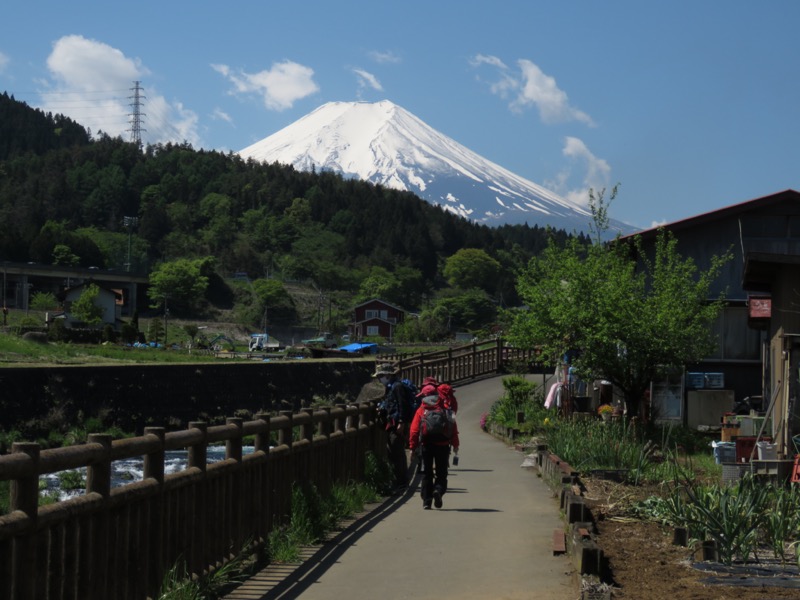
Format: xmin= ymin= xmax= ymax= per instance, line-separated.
xmin=0 ymin=360 xmax=378 ymax=434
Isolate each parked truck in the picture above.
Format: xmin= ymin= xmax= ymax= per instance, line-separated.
xmin=249 ymin=333 xmax=279 ymax=352
xmin=301 ymin=332 xmax=337 ymax=348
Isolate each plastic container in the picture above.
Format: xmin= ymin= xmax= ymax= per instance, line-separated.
xmin=756 ymin=441 xmax=777 ymax=460
xmin=712 ymin=441 xmax=736 ymax=464
xmin=735 ymin=436 xmax=770 ymax=463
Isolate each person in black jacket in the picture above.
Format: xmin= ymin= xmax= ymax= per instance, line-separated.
xmin=374 ymin=363 xmax=415 ymax=491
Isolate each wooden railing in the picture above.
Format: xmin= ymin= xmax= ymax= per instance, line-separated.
xmin=0 ymin=338 xmax=533 ymax=599
xmin=0 ymin=402 xmax=382 ymax=600
xmin=383 ymin=338 xmax=537 ymax=385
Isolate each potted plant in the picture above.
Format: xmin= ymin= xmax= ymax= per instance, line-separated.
xmin=597 ymin=404 xmax=613 ymax=421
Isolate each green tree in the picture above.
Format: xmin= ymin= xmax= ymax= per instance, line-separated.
xmin=443 ymin=248 xmax=502 ymax=292
xmin=71 ymin=283 xmax=104 ymax=327
xmin=52 ymin=244 xmax=79 ymax=267
xmin=357 ymin=266 xmax=401 ymax=303
xmin=252 ymin=278 xmax=296 ymax=323
xmin=508 ymin=190 xmax=730 ymax=417
xmin=147 ymin=257 xmax=211 ymax=314
xmin=30 ymin=291 xmax=59 ymax=311
xmin=147 ymin=318 xmax=164 ymax=344
xmin=395 ymin=308 xmax=450 ymax=342
xmin=436 ymin=289 xmax=497 ymax=332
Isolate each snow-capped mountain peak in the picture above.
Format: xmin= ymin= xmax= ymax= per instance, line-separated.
xmin=239 ymin=100 xmax=626 ymax=233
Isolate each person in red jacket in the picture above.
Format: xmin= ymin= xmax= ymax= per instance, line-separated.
xmin=409 ymin=384 xmax=459 ymax=509
xmin=421 ymin=376 xmax=459 ymax=414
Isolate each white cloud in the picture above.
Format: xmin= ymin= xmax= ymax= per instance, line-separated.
xmin=514 ymin=60 xmax=594 ymax=126
xmin=0 ymin=51 xmax=9 ymax=73
xmin=47 ymin=35 xmax=145 ymax=89
xmin=469 ymin=54 xmax=508 ymax=70
xmin=353 ymin=68 xmax=383 ymax=93
xmin=558 ymin=136 xmax=611 ymax=206
xmin=471 ymin=55 xmax=593 ymax=126
xmin=369 ymin=50 xmax=400 ymax=64
xmin=212 ymin=107 xmax=233 ymax=124
xmin=214 ymin=60 xmax=319 ymax=111
xmin=40 ymin=35 xmax=200 ymax=146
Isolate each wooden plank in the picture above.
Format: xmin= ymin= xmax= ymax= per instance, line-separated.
xmin=552 ymin=529 xmax=566 ymax=555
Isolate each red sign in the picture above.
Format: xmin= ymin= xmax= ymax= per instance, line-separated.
xmin=748 ymin=297 xmax=771 ymax=319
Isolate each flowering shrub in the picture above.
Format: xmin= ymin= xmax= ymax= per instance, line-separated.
xmin=597 ymin=404 xmax=614 ymax=416
xmin=479 ymin=412 xmax=488 ymax=430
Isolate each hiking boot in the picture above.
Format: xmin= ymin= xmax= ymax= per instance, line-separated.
xmin=423 ymin=501 xmax=432 ymax=510
xmin=433 ymin=489 xmax=443 ymax=508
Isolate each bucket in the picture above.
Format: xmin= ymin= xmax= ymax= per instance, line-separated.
xmin=756 ymin=441 xmax=777 ymax=460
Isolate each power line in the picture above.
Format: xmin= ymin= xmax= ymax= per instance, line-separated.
xmin=127 ymin=81 xmax=146 ymax=146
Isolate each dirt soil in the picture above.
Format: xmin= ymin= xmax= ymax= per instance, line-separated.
xmin=582 ymin=476 xmax=800 ymax=599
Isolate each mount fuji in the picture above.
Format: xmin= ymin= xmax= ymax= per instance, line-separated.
xmin=239 ymin=100 xmax=631 ymax=235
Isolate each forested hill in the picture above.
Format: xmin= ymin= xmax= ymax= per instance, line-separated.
xmin=0 ymin=92 xmax=584 ymax=319
xmin=0 ymin=92 xmax=91 ymax=160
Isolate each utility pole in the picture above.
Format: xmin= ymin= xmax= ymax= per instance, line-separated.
xmin=128 ymin=81 xmax=146 ymax=147
xmin=163 ymin=295 xmax=169 ymax=347
xmin=123 ymin=216 xmax=138 ymax=272
xmin=2 ymin=262 xmax=6 ymax=326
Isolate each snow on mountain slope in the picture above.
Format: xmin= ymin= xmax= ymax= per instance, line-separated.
xmin=239 ymin=100 xmax=630 ymax=234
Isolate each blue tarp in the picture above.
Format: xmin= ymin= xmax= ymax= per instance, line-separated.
xmin=338 ymin=342 xmax=378 ymax=354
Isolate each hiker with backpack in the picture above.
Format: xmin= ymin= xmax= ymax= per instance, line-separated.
xmin=421 ymin=376 xmax=458 ymax=414
xmin=374 ymin=363 xmax=417 ymax=492
xmin=409 ymin=382 xmax=459 ymax=509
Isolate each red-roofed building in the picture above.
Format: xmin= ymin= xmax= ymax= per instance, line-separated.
xmin=352 ymin=298 xmax=405 ymax=340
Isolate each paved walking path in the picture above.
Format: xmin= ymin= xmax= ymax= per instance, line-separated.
xmin=226 ymin=376 xmax=577 ymax=600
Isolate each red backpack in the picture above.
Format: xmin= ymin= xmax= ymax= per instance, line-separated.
xmin=436 ymin=383 xmax=458 ymax=414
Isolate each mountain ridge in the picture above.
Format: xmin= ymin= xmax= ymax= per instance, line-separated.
xmin=239 ymin=100 xmax=632 ymax=235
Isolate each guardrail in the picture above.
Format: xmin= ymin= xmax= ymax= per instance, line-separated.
xmin=0 ymin=402 xmax=382 ymax=600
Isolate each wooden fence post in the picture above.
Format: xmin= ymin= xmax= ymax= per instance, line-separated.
xmin=226 ymin=418 xmax=244 ymax=551
xmin=10 ymin=442 xmax=39 ymax=600
xmin=254 ymin=413 xmax=271 ymax=454
xmin=278 ymin=411 xmax=293 ymax=449
xmin=302 ymin=409 xmax=314 ymax=443
xmin=86 ymin=434 xmax=112 ymax=598
xmin=86 ymin=434 xmax=112 ymax=498
xmin=226 ymin=417 xmax=243 ymax=463
xmin=144 ymin=427 xmax=166 ymax=484
xmin=253 ymin=412 xmax=271 ymax=555
xmin=142 ymin=427 xmax=165 ymax=598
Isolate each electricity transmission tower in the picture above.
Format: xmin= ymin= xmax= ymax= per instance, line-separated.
xmin=128 ymin=81 xmax=146 ymax=146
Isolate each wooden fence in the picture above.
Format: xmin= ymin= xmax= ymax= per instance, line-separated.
xmin=0 ymin=403 xmax=382 ymax=600
xmin=0 ymin=337 xmax=534 ymax=599
xmin=384 ymin=338 xmax=537 ymax=385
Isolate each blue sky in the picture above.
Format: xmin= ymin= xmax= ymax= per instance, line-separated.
xmin=1 ymin=1 xmax=799 ymax=230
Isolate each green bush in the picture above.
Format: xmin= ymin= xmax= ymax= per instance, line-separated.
xmin=48 ymin=319 xmax=68 ymax=342
xmin=102 ymin=324 xmax=116 ymax=343
xmin=486 ymin=375 xmax=547 ymax=430
xmin=120 ymin=322 xmax=138 ymax=344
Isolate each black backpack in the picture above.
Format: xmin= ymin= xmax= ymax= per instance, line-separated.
xmin=420 ymin=403 xmax=455 ymax=443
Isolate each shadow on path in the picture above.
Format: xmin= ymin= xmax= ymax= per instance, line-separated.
xmin=224 ymin=474 xmax=421 ymax=599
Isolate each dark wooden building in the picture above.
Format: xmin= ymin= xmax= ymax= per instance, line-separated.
xmin=626 ymin=190 xmax=800 ymax=453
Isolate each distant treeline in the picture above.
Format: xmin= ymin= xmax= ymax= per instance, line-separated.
xmin=0 ymin=91 xmax=585 ymax=316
